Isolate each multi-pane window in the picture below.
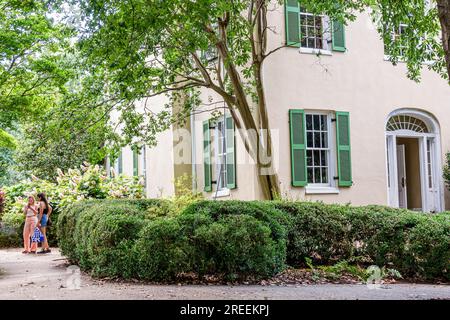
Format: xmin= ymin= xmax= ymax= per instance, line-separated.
xmin=216 ymin=120 xmax=227 ymax=190
xmin=386 ymin=115 xmax=429 ymax=133
xmin=306 ymin=114 xmax=330 ymax=184
xmin=133 ymin=149 xmax=139 ymax=177
xmin=427 ymin=139 xmax=433 ymax=188
xmin=386 ymin=23 xmax=408 ymax=57
xmin=299 ymin=7 xmax=329 ymax=50
xmin=386 ymin=138 xmax=390 ymax=188
xmin=394 ymin=23 xmax=408 ymax=57
xmin=115 ymin=151 xmax=123 ymax=175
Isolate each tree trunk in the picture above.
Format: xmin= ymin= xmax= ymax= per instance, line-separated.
xmin=212 ymin=14 xmax=280 ymax=200
xmin=437 ymin=0 xmax=450 ymax=80
xmin=253 ymin=0 xmax=280 ymax=199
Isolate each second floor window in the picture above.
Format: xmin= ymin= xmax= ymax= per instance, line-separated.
xmin=285 ymin=1 xmax=346 ymax=52
xmin=299 ymin=7 xmax=331 ymax=51
xmin=387 ymin=23 xmax=408 ymax=57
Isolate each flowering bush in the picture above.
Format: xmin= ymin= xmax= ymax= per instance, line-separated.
xmin=0 ymin=189 xmax=5 ymax=215
xmin=1 ymin=162 xmax=144 ymax=229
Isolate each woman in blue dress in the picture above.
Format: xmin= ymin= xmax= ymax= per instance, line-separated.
xmin=37 ymin=193 xmax=52 ymax=254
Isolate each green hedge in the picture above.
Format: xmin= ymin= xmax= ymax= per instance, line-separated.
xmin=0 ymin=231 xmax=21 ymax=248
xmin=57 ymin=199 xmax=283 ymax=281
xmin=182 ymin=200 xmax=288 ymax=275
xmin=58 ymin=199 xmax=170 ymax=262
xmin=0 ymin=223 xmax=21 ymax=248
xmin=57 ymin=199 xmax=450 ymax=281
xmin=270 ymin=202 xmax=450 ymax=280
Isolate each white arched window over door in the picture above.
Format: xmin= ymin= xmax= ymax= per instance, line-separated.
xmin=386 ymin=115 xmax=430 ymax=133
xmin=385 ymin=109 xmax=443 ymax=213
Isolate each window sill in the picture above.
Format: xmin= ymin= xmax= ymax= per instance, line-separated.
xmin=211 ymin=189 xmax=231 ymax=199
xmin=305 ymin=186 xmax=340 ymax=195
xmin=300 ymin=48 xmax=332 ymax=56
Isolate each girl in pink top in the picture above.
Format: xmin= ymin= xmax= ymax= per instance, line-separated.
xmin=23 ymin=196 xmax=38 ymax=254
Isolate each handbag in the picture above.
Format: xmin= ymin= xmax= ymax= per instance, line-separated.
xmin=31 ymin=227 xmax=44 ymax=243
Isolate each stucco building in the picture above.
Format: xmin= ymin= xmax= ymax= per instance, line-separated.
xmin=112 ymin=3 xmax=450 ymax=212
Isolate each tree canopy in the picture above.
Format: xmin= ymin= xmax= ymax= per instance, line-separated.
xmin=0 ymin=1 xmax=75 ymax=144
xmin=0 ymin=0 xmax=118 ymax=183
xmin=52 ymin=0 xmax=448 ymax=198
xmin=1 ymin=0 xmax=449 ymax=193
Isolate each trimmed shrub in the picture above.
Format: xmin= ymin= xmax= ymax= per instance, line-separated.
xmin=58 ymin=199 xmax=285 ymax=281
xmin=407 ymin=214 xmax=450 ymax=279
xmin=183 ymin=200 xmax=288 ymax=275
xmin=192 ymin=214 xmax=280 ymax=280
xmin=57 ymin=199 xmax=449 ymax=282
xmin=0 ymin=221 xmax=22 ymax=248
xmin=134 ymin=217 xmax=195 ymax=281
xmin=270 ymin=201 xmax=352 ymax=265
xmin=57 ymin=199 xmax=171 ymax=262
xmin=0 ymin=231 xmax=21 ymax=248
xmin=57 ymin=200 xmax=98 ymax=261
xmin=271 ymin=202 xmax=450 ymax=280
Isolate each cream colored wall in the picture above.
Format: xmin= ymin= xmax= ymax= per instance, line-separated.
xmin=192 ymin=7 xmax=450 ymax=208
xmin=116 ymin=95 xmax=176 ymax=198
xmin=145 ymin=137 xmax=176 ymax=198
xmin=113 ymin=6 xmax=449 ymax=208
xmin=193 ymin=90 xmax=264 ymax=200
xmin=259 ymin=8 xmax=450 ymax=208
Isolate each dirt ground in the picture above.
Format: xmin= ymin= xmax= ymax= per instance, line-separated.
xmin=0 ymin=248 xmax=449 ymax=300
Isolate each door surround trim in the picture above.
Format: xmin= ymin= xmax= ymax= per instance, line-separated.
xmin=385 ymin=109 xmax=443 ymax=212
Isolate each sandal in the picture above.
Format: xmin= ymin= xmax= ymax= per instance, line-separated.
xmin=22 ymin=250 xmax=28 ymax=254
xmin=29 ymin=251 xmax=36 ymax=254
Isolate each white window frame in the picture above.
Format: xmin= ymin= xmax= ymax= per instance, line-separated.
xmin=213 ymin=116 xmax=230 ymax=198
xmin=141 ymin=145 xmax=147 ymax=192
xmin=384 ymin=23 xmax=408 ymax=62
xmin=299 ymin=8 xmax=332 ymax=56
xmin=383 ymin=0 xmax=436 ymax=65
xmin=114 ymin=151 xmax=123 ymax=175
xmin=304 ymin=111 xmax=339 ymax=194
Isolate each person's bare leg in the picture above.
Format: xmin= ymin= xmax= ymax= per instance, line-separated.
xmin=23 ymin=220 xmax=30 ymax=253
xmin=30 ymin=219 xmax=37 ymax=253
xmin=41 ymin=227 xmax=48 ymax=250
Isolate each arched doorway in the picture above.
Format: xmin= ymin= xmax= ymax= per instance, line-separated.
xmin=385 ymin=109 xmax=443 ymax=212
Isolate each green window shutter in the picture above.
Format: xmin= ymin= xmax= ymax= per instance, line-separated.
xmin=133 ymin=149 xmax=139 ymax=177
xmin=336 ymin=112 xmax=352 ymax=187
xmin=332 ymin=20 xmax=346 ymax=52
xmin=289 ymin=110 xmax=307 ymax=187
xmin=285 ymin=0 xmax=300 ymax=47
xmin=203 ymin=120 xmax=212 ymax=192
xmin=225 ymin=115 xmax=236 ymax=189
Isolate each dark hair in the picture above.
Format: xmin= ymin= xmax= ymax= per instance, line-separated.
xmin=37 ymin=192 xmax=49 ymax=210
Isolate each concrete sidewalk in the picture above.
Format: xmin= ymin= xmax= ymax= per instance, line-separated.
xmin=0 ymin=248 xmax=448 ymax=300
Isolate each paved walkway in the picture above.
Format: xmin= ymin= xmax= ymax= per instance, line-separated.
xmin=0 ymin=248 xmax=448 ymax=300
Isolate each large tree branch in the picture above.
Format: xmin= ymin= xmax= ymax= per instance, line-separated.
xmin=262 ymin=44 xmax=289 ymax=61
